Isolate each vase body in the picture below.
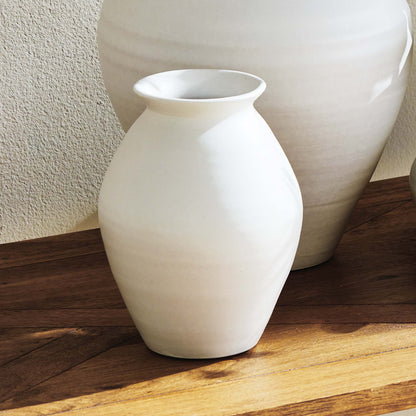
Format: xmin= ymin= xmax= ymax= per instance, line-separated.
xmin=98 ymin=69 xmax=303 ymax=358
xmin=98 ymin=0 xmax=412 ymax=269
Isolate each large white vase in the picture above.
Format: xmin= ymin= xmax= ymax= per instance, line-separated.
xmin=98 ymin=69 xmax=303 ymax=358
xmin=97 ymin=0 xmax=412 ymax=269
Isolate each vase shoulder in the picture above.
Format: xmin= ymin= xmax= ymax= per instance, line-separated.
xmin=99 ymin=106 xmax=301 ymax=244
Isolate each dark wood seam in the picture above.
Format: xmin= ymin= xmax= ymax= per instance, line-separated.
xmin=344 ymin=200 xmax=410 ymax=234
xmin=0 ymin=336 xmax=64 ymax=369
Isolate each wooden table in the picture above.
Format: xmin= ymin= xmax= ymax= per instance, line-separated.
xmin=1 ymin=176 xmax=415 ymax=416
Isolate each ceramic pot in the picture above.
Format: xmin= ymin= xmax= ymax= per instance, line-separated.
xmin=98 ymin=69 xmax=303 ymax=359
xmin=98 ymin=0 xmax=412 ymax=269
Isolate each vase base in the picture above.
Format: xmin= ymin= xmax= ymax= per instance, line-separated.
xmin=143 ymin=338 xmax=261 ymax=360
xmin=291 ymin=251 xmax=334 ymax=271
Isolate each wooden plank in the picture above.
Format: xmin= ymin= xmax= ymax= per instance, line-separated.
xmin=0 ymin=309 xmax=134 ymax=328
xmin=357 ymin=176 xmax=412 ymax=207
xmin=279 ymin=201 xmax=416 ymax=306
xmin=5 ymin=345 xmax=416 ymax=416
xmin=0 ymin=252 xmax=124 ymax=310
xmin=0 ymin=308 xmax=134 ymax=329
xmin=3 ymin=304 xmax=416 ymax=329
xmin=0 ymin=229 xmax=104 ymax=269
xmin=67 ymin=347 xmax=416 ymax=416
xmin=0 ymin=327 xmax=136 ymax=406
xmin=0 ymin=328 xmax=70 ymax=366
xmin=345 ymin=200 xmax=408 ymax=232
xmin=346 ymin=176 xmax=412 ymax=231
xmin=240 ymin=380 xmax=416 ymax=416
xmin=2 ymin=323 xmax=416 ymax=415
xmin=271 ymin=304 xmax=416 ymax=324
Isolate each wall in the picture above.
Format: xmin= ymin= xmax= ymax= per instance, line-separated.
xmin=1 ymin=0 xmax=415 ymax=244
xmin=0 ymin=0 xmax=123 ymax=244
xmin=373 ymin=0 xmax=416 ymax=180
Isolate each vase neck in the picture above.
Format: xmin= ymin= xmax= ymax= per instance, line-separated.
xmin=133 ymin=69 xmax=266 ymax=117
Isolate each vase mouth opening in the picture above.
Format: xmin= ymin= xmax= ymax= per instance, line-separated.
xmin=133 ymin=69 xmax=266 ymax=104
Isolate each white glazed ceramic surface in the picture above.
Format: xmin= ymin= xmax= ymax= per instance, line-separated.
xmin=98 ymin=0 xmax=412 ymax=269
xmin=411 ymin=158 xmax=416 ymax=202
xmin=98 ymin=69 xmax=303 ymax=359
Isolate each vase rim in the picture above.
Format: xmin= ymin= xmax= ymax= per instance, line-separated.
xmin=133 ymin=69 xmax=266 ymax=105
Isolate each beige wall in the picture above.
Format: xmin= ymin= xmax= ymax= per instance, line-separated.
xmin=373 ymin=0 xmax=416 ymax=181
xmin=1 ymin=0 xmax=416 ymax=244
xmin=0 ymin=0 xmax=123 ymax=244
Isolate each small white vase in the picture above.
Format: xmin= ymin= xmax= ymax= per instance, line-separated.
xmin=98 ymin=69 xmax=303 ymax=358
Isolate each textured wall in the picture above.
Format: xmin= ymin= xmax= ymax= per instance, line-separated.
xmin=1 ymin=0 xmax=416 ymax=243
xmin=0 ymin=0 xmax=123 ymax=244
xmin=373 ymin=0 xmax=416 ymax=181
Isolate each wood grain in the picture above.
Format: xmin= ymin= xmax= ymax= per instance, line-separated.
xmin=0 ymin=229 xmax=104 ymax=270
xmin=2 ymin=323 xmax=416 ymax=414
xmin=240 ymin=380 xmax=416 ymax=416
xmin=0 ymin=309 xmax=133 ymax=328
xmin=0 ymin=328 xmax=70 ymax=366
xmin=279 ymin=201 xmax=416 ymax=306
xmin=0 ymin=328 xmax=136 ymax=405
xmin=5 ymin=346 xmax=416 ymax=416
xmin=0 ymin=252 xmax=124 ymax=310
xmin=0 ymin=176 xmax=415 ymax=416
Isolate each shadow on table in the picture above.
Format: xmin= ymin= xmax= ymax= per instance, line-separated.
xmin=0 ymin=326 xmax=268 ymax=413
